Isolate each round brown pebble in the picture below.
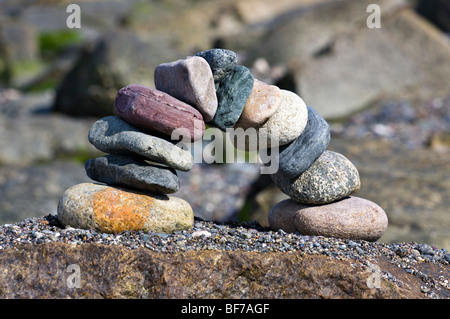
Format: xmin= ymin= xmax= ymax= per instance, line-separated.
xmin=269 ymin=196 xmax=388 ymax=242
xmin=234 ymin=79 xmax=282 ymax=129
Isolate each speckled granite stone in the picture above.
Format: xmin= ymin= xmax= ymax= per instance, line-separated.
xmin=271 ymin=151 xmax=360 ymax=204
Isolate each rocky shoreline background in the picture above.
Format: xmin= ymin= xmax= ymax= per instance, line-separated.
xmin=0 ymin=0 xmax=449 ymax=299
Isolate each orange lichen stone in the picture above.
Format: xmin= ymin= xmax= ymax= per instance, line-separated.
xmin=58 ymin=183 xmax=194 ymax=234
xmin=92 ymin=187 xmax=153 ymax=233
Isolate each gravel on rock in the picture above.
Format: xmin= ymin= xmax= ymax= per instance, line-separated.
xmin=0 ymin=214 xmax=448 ymax=298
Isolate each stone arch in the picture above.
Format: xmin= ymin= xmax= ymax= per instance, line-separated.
xmin=57 ymin=49 xmax=387 ymax=242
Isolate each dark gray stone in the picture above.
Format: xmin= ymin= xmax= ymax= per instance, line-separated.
xmin=88 ymin=116 xmax=193 ymax=172
xmin=419 ymin=244 xmax=435 ymax=256
xmin=275 ymin=106 xmax=330 ymax=178
xmin=271 ymin=151 xmax=361 ymax=204
xmin=211 ymin=65 xmax=254 ymax=131
xmin=444 ymin=253 xmax=450 ymax=262
xmin=195 ymin=48 xmax=238 ymax=81
xmin=85 ymin=154 xmax=180 ymax=194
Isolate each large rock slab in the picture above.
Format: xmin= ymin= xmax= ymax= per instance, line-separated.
xmin=88 ymin=116 xmax=193 ymax=172
xmin=58 ymin=183 xmax=193 ymax=234
xmin=0 ymin=242 xmax=444 ymax=299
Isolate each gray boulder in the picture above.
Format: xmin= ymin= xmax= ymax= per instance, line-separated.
xmin=233 ymin=0 xmax=450 ymax=119
xmin=53 ymin=30 xmax=180 ymax=117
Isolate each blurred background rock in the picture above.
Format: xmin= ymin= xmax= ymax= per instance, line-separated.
xmin=0 ymin=0 xmax=449 ymax=249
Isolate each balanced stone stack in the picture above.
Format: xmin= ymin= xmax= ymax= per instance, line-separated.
xmin=57 ymin=48 xmax=388 ymax=241
xmin=57 ymin=86 xmax=207 ymax=234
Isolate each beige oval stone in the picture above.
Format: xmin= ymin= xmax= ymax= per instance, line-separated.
xmin=269 ymin=196 xmax=388 ymax=242
xmin=232 ymin=89 xmax=308 ymax=151
xmin=57 ymin=183 xmax=194 ymax=234
xmin=234 ymin=79 xmax=282 ymax=129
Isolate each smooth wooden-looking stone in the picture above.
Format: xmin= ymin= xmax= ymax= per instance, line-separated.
xmin=276 ymin=105 xmax=330 ymax=178
xmin=57 ymin=183 xmax=194 ymax=234
xmin=271 ymin=151 xmax=361 ymax=204
xmin=211 ymin=65 xmax=254 ymax=131
xmin=154 ymin=56 xmax=218 ymax=122
xmin=195 ymin=48 xmax=238 ymax=81
xmin=268 ymin=196 xmax=388 ymax=242
xmin=234 ymin=79 xmax=282 ymax=129
xmin=114 ymin=84 xmax=205 ymax=142
xmin=88 ymin=116 xmax=194 ymax=172
xmin=231 ymin=89 xmax=308 ymax=151
xmin=85 ymin=154 xmax=180 ymax=194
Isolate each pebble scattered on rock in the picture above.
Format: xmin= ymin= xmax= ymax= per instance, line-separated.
xmin=85 ymin=154 xmax=180 ymax=194
xmin=271 ymin=151 xmax=360 ymax=204
xmin=57 ymin=183 xmax=193 ymax=234
xmin=1 ymin=215 xmax=447 ymax=262
xmin=268 ymin=196 xmax=388 ymax=242
xmin=88 ymin=116 xmax=193 ymax=172
xmin=154 ymin=56 xmax=218 ymax=122
xmin=419 ymin=244 xmax=435 ymax=256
